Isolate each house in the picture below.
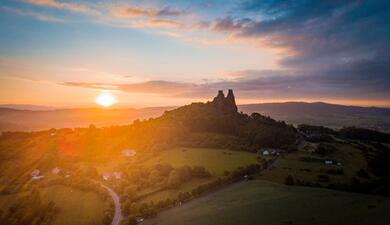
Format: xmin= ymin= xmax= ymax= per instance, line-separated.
xmin=102 ymin=173 xmax=111 ymax=181
xmin=31 ymin=169 xmax=40 ymax=177
xmin=123 ymin=149 xmax=136 ymax=157
xmin=31 ymin=169 xmax=44 ymax=180
xmin=52 ymin=167 xmax=61 ymax=175
xmin=337 ymin=162 xmax=343 ymax=166
xmin=324 ymin=160 xmax=333 ymax=165
xmin=113 ymin=172 xmax=122 ymax=180
xmin=136 ymin=217 xmax=144 ymax=223
xmin=262 ymin=150 xmax=270 ymax=156
xmin=32 ymin=175 xmax=44 ymax=180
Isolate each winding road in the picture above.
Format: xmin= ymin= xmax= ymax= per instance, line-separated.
xmin=100 ymin=183 xmax=124 ymax=225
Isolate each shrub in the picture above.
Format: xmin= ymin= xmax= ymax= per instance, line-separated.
xmin=285 ymin=175 xmax=295 ymax=185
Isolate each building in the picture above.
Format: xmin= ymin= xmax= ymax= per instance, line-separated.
xmin=31 ymin=169 xmax=44 ymax=180
xmin=123 ymin=149 xmax=136 ymax=157
xmin=31 ymin=169 xmax=40 ymax=177
xmin=211 ymin=89 xmax=238 ymax=114
xmin=324 ymin=160 xmax=333 ymax=165
xmin=262 ymin=150 xmax=270 ymax=156
xmin=113 ymin=172 xmax=122 ymax=180
xmin=52 ymin=167 xmax=61 ymax=175
xmin=102 ymin=173 xmax=111 ymax=181
xmin=32 ymin=175 xmax=44 ymax=180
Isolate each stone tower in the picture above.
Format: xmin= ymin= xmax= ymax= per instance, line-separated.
xmin=211 ymin=89 xmax=238 ymax=114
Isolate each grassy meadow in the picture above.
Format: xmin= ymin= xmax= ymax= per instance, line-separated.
xmin=40 ymin=185 xmax=108 ymax=225
xmin=0 ymin=185 xmax=108 ymax=225
xmin=132 ymin=147 xmax=260 ymax=205
xmin=142 ymin=147 xmax=259 ymax=175
xmin=143 ymin=180 xmax=390 ymax=225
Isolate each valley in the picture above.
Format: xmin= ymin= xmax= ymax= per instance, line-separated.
xmin=0 ymin=91 xmax=389 ymax=225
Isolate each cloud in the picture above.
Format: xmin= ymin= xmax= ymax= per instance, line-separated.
xmin=112 ymin=5 xmax=187 ymax=18
xmin=218 ymin=1 xmax=390 ymax=66
xmin=60 ymin=62 xmax=390 ymax=101
xmin=25 ymin=0 xmax=95 ymax=14
xmin=207 ymin=0 xmax=390 ymax=99
xmin=62 ymin=80 xmax=198 ymax=95
xmin=22 ymin=1 xmax=188 ymax=29
xmin=17 ymin=0 xmax=390 ymax=103
xmin=0 ymin=6 xmax=66 ymax=22
xmin=146 ymin=19 xmax=181 ymax=28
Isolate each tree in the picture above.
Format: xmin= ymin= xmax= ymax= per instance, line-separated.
xmin=126 ymin=216 xmax=137 ymax=225
xmin=285 ymin=175 xmax=295 ymax=185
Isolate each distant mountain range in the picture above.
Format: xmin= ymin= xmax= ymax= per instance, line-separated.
xmin=0 ymin=106 xmax=175 ymax=132
xmin=239 ymin=102 xmax=390 ymax=132
xmin=0 ymin=102 xmax=389 ymax=132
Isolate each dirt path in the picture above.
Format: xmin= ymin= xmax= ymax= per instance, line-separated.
xmin=100 ymin=183 xmax=123 ymax=225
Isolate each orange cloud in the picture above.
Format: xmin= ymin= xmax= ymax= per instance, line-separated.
xmin=112 ymin=5 xmax=187 ymax=18
xmin=61 ymin=80 xmax=197 ymax=95
xmin=25 ymin=0 xmax=95 ymax=14
xmin=146 ymin=19 xmax=181 ymax=28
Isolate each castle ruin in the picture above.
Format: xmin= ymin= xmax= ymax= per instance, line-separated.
xmin=211 ymin=89 xmax=238 ymax=114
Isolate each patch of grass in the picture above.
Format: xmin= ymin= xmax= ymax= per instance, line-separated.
xmin=142 ymin=147 xmax=258 ymax=176
xmin=138 ymin=178 xmax=214 ymax=204
xmin=40 ymin=185 xmax=108 ymax=225
xmin=0 ymin=185 xmax=109 ymax=225
xmin=143 ymin=180 xmax=390 ymax=225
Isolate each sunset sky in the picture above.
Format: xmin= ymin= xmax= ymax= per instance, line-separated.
xmin=0 ymin=0 xmax=389 ymax=107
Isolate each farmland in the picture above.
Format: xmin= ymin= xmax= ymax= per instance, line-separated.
xmin=143 ymin=180 xmax=390 ymax=225
xmin=261 ymin=142 xmax=369 ymax=184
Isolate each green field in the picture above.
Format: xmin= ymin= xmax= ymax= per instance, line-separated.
xmin=143 ymin=147 xmax=259 ymax=175
xmin=262 ymin=143 xmax=368 ymax=184
xmin=142 ymin=181 xmax=390 ymax=225
xmin=138 ymin=178 xmax=214 ymax=204
xmin=136 ymin=147 xmax=259 ymax=204
xmin=40 ymin=185 xmax=108 ymax=225
xmin=0 ymin=185 xmax=108 ymax=225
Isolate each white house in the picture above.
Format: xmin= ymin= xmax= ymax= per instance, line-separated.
xmin=52 ymin=167 xmax=61 ymax=175
xmin=123 ymin=149 xmax=136 ymax=157
xmin=102 ymin=172 xmax=111 ymax=181
xmin=262 ymin=150 xmax=270 ymax=156
xmin=113 ymin=172 xmax=122 ymax=180
xmin=31 ymin=169 xmax=44 ymax=180
xmin=32 ymin=175 xmax=44 ymax=180
xmin=31 ymin=169 xmax=40 ymax=177
xmin=324 ymin=160 xmax=333 ymax=165
xmin=136 ymin=217 xmax=144 ymax=223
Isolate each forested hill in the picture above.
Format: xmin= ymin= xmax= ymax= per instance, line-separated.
xmin=1 ymin=93 xmax=298 ymax=153
xmin=154 ymin=101 xmax=298 ymax=151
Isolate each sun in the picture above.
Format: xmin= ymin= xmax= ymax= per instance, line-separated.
xmin=95 ymin=92 xmax=118 ymax=107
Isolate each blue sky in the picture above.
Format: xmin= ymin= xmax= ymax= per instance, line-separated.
xmin=0 ymin=0 xmax=389 ymax=107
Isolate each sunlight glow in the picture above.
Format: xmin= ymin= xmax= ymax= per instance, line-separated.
xmin=95 ymin=92 xmax=118 ymax=107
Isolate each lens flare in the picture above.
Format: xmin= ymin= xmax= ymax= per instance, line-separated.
xmin=95 ymin=92 xmax=117 ymax=107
